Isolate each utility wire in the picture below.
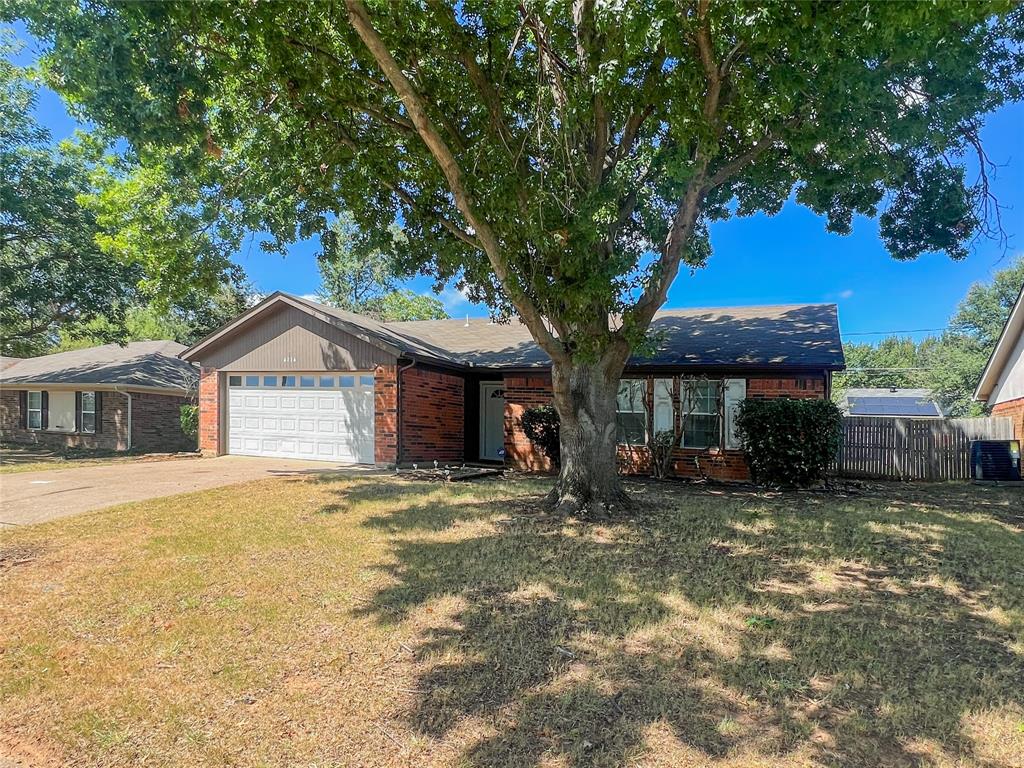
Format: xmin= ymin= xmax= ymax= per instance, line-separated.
xmin=842 ymin=327 xmax=949 ymax=336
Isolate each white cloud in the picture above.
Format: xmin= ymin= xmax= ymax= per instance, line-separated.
xmin=838 ymin=289 xmax=854 ymax=299
xmin=439 ymin=285 xmax=472 ymax=314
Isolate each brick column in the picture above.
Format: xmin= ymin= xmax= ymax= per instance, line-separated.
xmin=198 ymin=367 xmax=221 ymax=455
xmin=374 ymin=365 xmax=398 ymax=465
xmin=503 ymin=374 xmax=554 ymax=471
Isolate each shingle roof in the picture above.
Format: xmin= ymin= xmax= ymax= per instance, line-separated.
xmin=842 ymin=388 xmax=943 ymax=417
xmin=0 ymin=357 xmax=21 ymax=372
xmin=0 ymin=341 xmax=197 ymax=392
xmin=299 ymin=297 xmax=844 ymax=370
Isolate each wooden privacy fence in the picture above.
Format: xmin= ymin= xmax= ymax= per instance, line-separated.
xmin=834 ymin=416 xmax=1015 ymax=481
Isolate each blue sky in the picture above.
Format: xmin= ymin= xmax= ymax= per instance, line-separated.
xmin=10 ymin=22 xmax=1023 ymax=341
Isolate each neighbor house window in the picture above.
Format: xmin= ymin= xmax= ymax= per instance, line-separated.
xmin=81 ymin=391 xmax=96 ymax=434
xmin=359 ymin=375 xmax=374 ymax=387
xmin=616 ymin=379 xmax=647 ymax=445
xmin=228 ymin=375 xmax=242 ymax=386
xmin=340 ymin=376 xmax=355 ymax=387
xmin=27 ymin=391 xmax=42 ymax=429
xmin=245 ymin=375 xmax=259 ymax=387
xmin=319 ymin=376 xmax=335 ymax=388
xmin=682 ymin=379 xmax=721 ymax=449
xmin=263 ymin=375 xmax=278 ymax=387
xmin=300 ymin=375 xmax=315 ymax=387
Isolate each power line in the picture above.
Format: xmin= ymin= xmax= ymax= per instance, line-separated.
xmin=842 ymin=327 xmax=949 ymax=336
xmin=839 ymin=370 xmax=937 ymax=374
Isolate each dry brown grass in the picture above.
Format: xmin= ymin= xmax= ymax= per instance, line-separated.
xmin=1 ymin=475 xmax=1022 ymax=767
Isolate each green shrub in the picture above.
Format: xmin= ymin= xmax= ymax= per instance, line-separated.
xmin=734 ymin=398 xmax=843 ymax=487
xmin=520 ymin=405 xmax=560 ymax=466
xmin=180 ymin=404 xmax=199 ymax=440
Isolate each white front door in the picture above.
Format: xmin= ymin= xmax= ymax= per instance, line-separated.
xmin=479 ymin=382 xmax=506 ymax=461
xmin=226 ymin=373 xmax=375 ymax=463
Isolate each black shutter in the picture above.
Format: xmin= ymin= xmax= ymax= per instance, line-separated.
xmin=19 ymin=390 xmax=27 ymax=429
xmin=75 ymin=392 xmax=82 ymax=432
xmin=41 ymin=391 xmax=49 ymax=429
xmin=95 ymin=391 xmax=103 ymax=433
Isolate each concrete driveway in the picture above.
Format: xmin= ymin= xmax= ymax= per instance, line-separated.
xmin=0 ymin=456 xmax=369 ymax=527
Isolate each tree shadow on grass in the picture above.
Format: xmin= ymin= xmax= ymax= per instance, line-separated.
xmin=348 ymin=480 xmax=1023 ymax=767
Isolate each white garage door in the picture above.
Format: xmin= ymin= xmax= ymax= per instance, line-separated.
xmin=226 ymin=373 xmax=375 ymax=463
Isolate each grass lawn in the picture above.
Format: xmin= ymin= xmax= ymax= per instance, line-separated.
xmin=0 ymin=444 xmax=138 ymax=475
xmin=1 ymin=475 xmax=1021 ymax=767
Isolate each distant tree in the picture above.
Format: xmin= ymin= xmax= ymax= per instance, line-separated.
xmin=930 ymin=255 xmax=1024 ymax=415
xmin=949 ymin=257 xmax=1024 ymax=348
xmin=56 ymin=275 xmax=255 ymax=350
xmin=0 ymin=36 xmax=139 ymax=356
xmin=833 ymin=256 xmax=1023 ymax=417
xmin=317 ymin=213 xmax=447 ymax=321
xmin=0 ymin=32 xmax=245 ymax=356
xmin=13 ymin=1 xmax=1022 ymax=511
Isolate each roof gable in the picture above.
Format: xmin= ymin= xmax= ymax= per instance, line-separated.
xmin=975 ymin=284 xmax=1024 ymax=402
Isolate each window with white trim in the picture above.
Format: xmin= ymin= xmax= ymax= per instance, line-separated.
xmin=616 ymin=379 xmax=647 ymax=445
xmin=27 ymin=391 xmax=42 ymax=429
xmin=81 ymin=391 xmax=96 ymax=434
xmin=682 ymin=379 xmax=721 ymax=449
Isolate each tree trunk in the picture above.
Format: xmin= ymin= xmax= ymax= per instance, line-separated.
xmin=547 ymin=358 xmax=631 ymax=516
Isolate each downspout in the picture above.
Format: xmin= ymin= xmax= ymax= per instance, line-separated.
xmin=395 ymin=359 xmax=416 ymax=467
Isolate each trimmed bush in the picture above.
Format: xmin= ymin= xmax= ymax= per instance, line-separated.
xmin=520 ymin=405 xmax=560 ymax=467
xmin=180 ymin=404 xmax=199 ymax=441
xmin=735 ymin=398 xmax=843 ymax=487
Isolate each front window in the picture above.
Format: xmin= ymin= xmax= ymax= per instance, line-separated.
xmin=682 ymin=379 xmax=721 ymax=449
xmin=81 ymin=391 xmax=96 ymax=434
xmin=616 ymin=379 xmax=647 ymax=445
xmin=27 ymin=391 xmax=42 ymax=429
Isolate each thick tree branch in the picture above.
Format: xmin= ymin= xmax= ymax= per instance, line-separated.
xmin=619 ymin=0 xmax=721 ymax=345
xmin=702 ymin=130 xmax=777 ymax=190
xmin=345 ymin=0 xmax=566 ymax=362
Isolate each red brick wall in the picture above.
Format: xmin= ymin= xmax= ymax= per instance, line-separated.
xmin=0 ymin=389 xmax=137 ymax=452
xmin=747 ymin=376 xmax=825 ymax=399
xmin=503 ymin=372 xmax=828 ymax=482
xmin=399 ymin=366 xmax=464 ymax=463
xmin=198 ymin=367 xmax=220 ymax=455
xmin=130 ymin=392 xmax=195 ymax=452
xmin=504 ymin=374 xmax=556 ymax=472
xmin=375 ymin=365 xmax=398 ymax=465
xmin=992 ymin=397 xmax=1023 ymax=440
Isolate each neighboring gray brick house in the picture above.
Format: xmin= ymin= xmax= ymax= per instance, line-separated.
xmin=0 ymin=341 xmax=197 ymax=453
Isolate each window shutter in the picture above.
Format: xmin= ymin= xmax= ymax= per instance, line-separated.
xmin=653 ymin=378 xmax=674 ymax=435
xmin=724 ymin=378 xmax=747 ymax=449
xmin=41 ymin=391 xmax=49 ymax=429
xmin=75 ymin=392 xmax=82 ymax=432
xmin=19 ymin=390 xmax=27 ymax=429
xmin=95 ymin=391 xmax=103 ymax=434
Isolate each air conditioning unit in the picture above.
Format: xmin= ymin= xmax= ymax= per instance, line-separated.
xmin=970 ymin=440 xmax=1022 ymax=482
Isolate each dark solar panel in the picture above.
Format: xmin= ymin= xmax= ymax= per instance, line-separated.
xmin=848 ymin=396 xmax=940 ymax=417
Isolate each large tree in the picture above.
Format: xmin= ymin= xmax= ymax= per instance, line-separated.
xmin=12 ymin=1 xmax=1022 ymax=511
xmin=0 ymin=35 xmax=140 ymax=356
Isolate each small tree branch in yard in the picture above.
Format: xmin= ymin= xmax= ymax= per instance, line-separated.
xmin=345 ymin=0 xmax=567 ymax=363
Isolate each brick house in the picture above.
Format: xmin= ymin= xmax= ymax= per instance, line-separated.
xmin=179 ymin=293 xmax=844 ymax=482
xmin=975 ymin=285 xmax=1024 ymax=438
xmin=0 ymin=341 xmax=197 ymax=453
